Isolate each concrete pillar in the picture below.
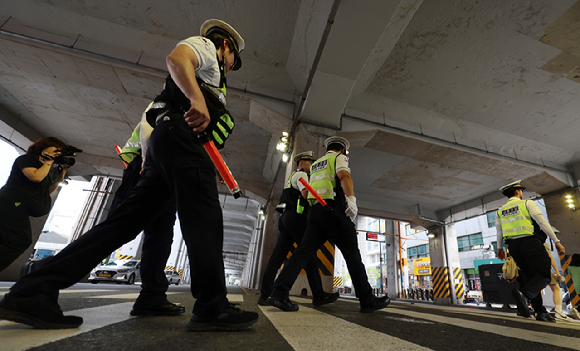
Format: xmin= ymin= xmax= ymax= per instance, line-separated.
xmin=445 ymin=223 xmax=464 ymax=305
xmin=253 ymin=202 xmax=281 ymax=290
xmin=428 ymin=224 xmax=463 ymax=306
xmin=385 ymin=220 xmax=401 ymax=298
xmin=69 ymin=176 xmax=118 ymax=243
xmin=0 ymin=187 xmax=62 ymax=282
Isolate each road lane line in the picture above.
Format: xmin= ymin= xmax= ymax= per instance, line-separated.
xmin=382 ymin=305 xmax=580 ymax=349
xmin=259 ymin=304 xmax=432 ymax=351
xmin=86 ymin=292 xmax=180 ymax=299
xmin=0 ymin=302 xmax=133 ymax=351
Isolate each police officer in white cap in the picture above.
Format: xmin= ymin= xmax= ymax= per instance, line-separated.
xmin=268 ymin=136 xmax=390 ymax=313
xmin=496 ymin=180 xmax=565 ymax=322
xmin=0 ymin=19 xmax=258 ymax=332
xmin=258 ymin=151 xmax=339 ymax=307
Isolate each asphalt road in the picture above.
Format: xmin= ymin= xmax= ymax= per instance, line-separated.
xmin=0 ymin=282 xmax=579 ymax=351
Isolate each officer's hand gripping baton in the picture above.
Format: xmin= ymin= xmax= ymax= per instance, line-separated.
xmin=299 ymin=177 xmax=327 ymax=206
xmin=198 ymin=134 xmax=243 ymax=199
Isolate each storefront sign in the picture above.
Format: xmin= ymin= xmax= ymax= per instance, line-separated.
xmin=366 ymin=233 xmax=385 ymax=242
xmin=413 ymin=257 xmax=431 ymax=276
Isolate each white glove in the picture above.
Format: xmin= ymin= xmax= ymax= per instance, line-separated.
xmin=345 ymin=196 xmax=358 ymax=222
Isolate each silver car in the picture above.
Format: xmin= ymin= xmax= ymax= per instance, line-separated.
xmin=165 ymin=270 xmax=181 ymax=285
xmin=89 ymin=260 xmax=141 ymax=285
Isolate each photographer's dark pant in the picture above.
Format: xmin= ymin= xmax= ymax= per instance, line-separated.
xmin=10 ymin=114 xmax=227 ymax=320
xmin=260 ymin=209 xmax=324 ymax=298
xmin=107 ymin=154 xmax=177 ymax=305
xmin=0 ymin=199 xmax=32 ymax=272
xmin=508 ymin=235 xmax=551 ymax=314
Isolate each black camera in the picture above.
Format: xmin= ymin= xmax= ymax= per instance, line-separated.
xmin=53 ymin=144 xmax=83 ymax=168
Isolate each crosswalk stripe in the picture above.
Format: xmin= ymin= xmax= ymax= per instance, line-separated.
xmin=228 ymin=294 xmax=244 ymax=304
xmin=0 ymin=302 xmax=133 ymax=351
xmin=86 ymin=292 xmax=180 ymax=299
xmin=259 ymin=303 xmax=432 ymax=351
xmin=382 ymin=304 xmax=580 ymax=349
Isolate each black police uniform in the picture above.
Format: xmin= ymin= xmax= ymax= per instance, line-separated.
xmin=107 ymin=153 xmax=177 ymax=306
xmin=260 ymin=170 xmax=324 ymax=300
xmin=507 ymin=235 xmax=551 ymax=315
xmin=8 ymin=72 xmax=230 ymax=321
xmin=270 ymin=159 xmax=376 ymax=309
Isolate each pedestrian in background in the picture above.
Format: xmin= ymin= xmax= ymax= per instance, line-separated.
xmin=496 ymin=181 xmax=565 ymax=322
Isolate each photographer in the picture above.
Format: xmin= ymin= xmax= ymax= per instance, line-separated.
xmin=0 ymin=137 xmax=69 ymax=272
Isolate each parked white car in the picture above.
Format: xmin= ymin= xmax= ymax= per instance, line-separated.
xmin=89 ymin=260 xmax=141 ymax=285
xmin=165 ymin=270 xmax=181 ymax=285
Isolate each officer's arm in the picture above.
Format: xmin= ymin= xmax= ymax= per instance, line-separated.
xmin=495 ymin=212 xmax=505 ymax=260
xmin=337 ymin=170 xmax=354 ymax=197
xmin=527 ymin=201 xmax=565 ymax=255
xmin=166 ymin=45 xmax=210 ymax=132
xmin=301 ymin=189 xmax=308 ymax=200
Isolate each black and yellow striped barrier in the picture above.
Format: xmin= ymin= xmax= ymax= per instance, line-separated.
xmin=432 ymin=266 xmax=450 ymax=299
xmin=165 ymin=266 xmax=176 ymax=271
xmin=333 ymin=277 xmax=343 ymax=287
xmin=561 ymin=254 xmax=579 ymax=307
xmin=282 ymin=240 xmax=334 ymax=276
xmin=453 ymin=267 xmax=465 ymax=300
xmin=118 ymin=255 xmax=138 ymax=260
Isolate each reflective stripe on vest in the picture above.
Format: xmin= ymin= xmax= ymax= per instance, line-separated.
xmin=498 ymin=199 xmax=534 ymax=238
xmin=119 ymin=123 xmax=142 ymax=164
xmin=308 ymin=153 xmax=337 ymax=205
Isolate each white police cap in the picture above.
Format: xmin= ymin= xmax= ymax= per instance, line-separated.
xmin=200 ymin=19 xmax=245 ymax=70
xmin=498 ymin=180 xmax=526 ymax=193
xmin=324 ymin=136 xmax=350 ymax=151
xmin=293 ymin=151 xmax=315 ymax=164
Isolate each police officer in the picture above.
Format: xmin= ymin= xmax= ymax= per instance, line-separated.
xmin=258 ymin=151 xmax=339 ymax=307
xmin=496 ymin=180 xmax=565 ymax=322
xmin=108 ymin=122 xmax=183 ymax=316
xmin=267 ymin=136 xmax=390 ymax=313
xmin=0 ymin=19 xmax=258 ymax=331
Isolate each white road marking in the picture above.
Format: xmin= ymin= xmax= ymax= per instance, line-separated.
xmin=227 ymin=294 xmax=244 ymax=304
xmin=0 ymin=302 xmax=133 ymax=351
xmin=382 ymin=304 xmax=580 ymax=349
xmin=259 ymin=304 xmax=431 ymax=351
xmin=86 ymin=292 xmax=180 ymax=299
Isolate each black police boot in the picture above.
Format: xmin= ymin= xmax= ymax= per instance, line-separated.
xmin=313 ymin=292 xmax=340 ymax=307
xmin=257 ymin=294 xmax=271 ymax=306
xmin=130 ymin=299 xmax=185 ymax=316
xmin=536 ymin=311 xmax=556 ymax=323
xmin=0 ymin=293 xmax=83 ymax=329
xmin=267 ymin=296 xmax=299 ymax=311
xmin=511 ymin=289 xmax=530 ymax=318
xmin=360 ymin=295 xmax=391 ymax=313
xmin=186 ymin=303 xmax=258 ymax=332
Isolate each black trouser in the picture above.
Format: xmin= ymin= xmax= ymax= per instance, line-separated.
xmin=260 ymin=209 xmax=324 ymax=298
xmin=10 ymin=114 xmax=227 ymax=319
xmin=508 ymin=235 xmax=551 ymax=314
xmin=271 ymin=201 xmax=374 ymax=307
xmin=0 ymin=199 xmax=32 ymax=272
xmin=107 ymin=154 xmax=177 ymax=304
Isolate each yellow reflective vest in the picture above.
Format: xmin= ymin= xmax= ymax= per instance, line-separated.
xmin=497 ymin=199 xmax=534 ymax=239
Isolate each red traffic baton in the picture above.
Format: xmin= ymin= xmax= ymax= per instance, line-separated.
xmin=199 ymin=136 xmax=243 ymax=199
xmin=299 ymin=177 xmax=327 ymax=206
xmin=114 ymin=145 xmax=129 ymax=168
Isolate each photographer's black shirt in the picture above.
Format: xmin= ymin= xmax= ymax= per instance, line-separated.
xmin=0 ymin=155 xmax=57 ymax=217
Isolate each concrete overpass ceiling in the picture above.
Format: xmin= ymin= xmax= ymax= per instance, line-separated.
xmin=1 ymin=0 xmax=580 ymax=231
